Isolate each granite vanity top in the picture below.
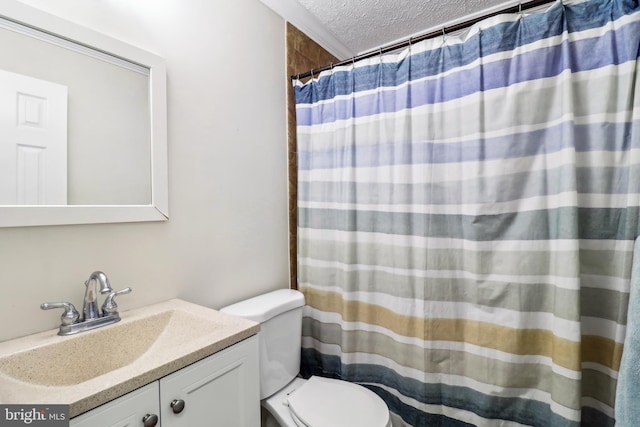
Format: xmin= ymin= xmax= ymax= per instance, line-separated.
xmin=0 ymin=299 xmax=259 ymax=417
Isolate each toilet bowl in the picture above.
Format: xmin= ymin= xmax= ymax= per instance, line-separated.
xmin=220 ymin=289 xmax=391 ymax=427
xmin=263 ymin=376 xmax=392 ymax=427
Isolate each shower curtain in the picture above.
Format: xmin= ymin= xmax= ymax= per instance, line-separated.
xmin=293 ymin=0 xmax=640 ymax=425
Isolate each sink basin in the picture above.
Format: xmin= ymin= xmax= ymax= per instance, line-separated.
xmin=0 ymin=308 xmax=233 ymax=386
xmin=0 ymin=311 xmax=171 ymax=386
xmin=0 ymin=299 xmax=259 ymax=418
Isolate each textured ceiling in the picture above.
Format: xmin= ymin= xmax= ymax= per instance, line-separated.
xmin=294 ymin=0 xmax=512 ymax=54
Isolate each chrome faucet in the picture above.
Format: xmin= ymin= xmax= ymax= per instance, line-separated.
xmin=41 ymin=271 xmax=132 ymax=336
xmin=83 ymin=271 xmax=113 ymax=321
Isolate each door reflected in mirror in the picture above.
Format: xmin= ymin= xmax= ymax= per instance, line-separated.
xmin=0 ymin=69 xmax=67 ymax=204
xmin=0 ymin=21 xmax=151 ymax=206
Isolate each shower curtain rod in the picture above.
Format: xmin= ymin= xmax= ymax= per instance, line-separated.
xmin=291 ymin=0 xmax=556 ymax=81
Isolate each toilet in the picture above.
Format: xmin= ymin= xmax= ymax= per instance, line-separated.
xmin=221 ymin=289 xmax=392 ymax=427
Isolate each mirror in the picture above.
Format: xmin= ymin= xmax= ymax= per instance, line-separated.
xmin=0 ymin=0 xmax=167 ymax=227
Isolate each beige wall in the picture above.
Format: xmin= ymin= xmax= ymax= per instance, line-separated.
xmin=0 ymin=0 xmax=289 ymax=342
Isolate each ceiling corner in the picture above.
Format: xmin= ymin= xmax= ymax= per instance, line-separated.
xmin=260 ymin=0 xmax=355 ymax=60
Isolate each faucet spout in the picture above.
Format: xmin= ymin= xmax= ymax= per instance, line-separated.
xmin=82 ymin=271 xmax=113 ymax=321
xmin=42 ymin=271 xmax=132 ymax=335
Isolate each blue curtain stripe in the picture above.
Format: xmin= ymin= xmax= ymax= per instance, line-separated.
xmin=295 ymin=0 xmax=640 ymax=106
xmin=296 ymin=24 xmax=640 ymax=126
xmin=298 ymin=121 xmax=640 ymax=170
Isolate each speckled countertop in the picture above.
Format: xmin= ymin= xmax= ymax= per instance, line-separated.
xmin=0 ymin=299 xmax=259 ymax=418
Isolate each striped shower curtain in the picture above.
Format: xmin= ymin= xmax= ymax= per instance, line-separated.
xmin=294 ymin=0 xmax=640 ymax=426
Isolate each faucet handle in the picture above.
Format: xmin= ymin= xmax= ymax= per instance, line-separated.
xmin=41 ymin=302 xmax=80 ymax=326
xmin=102 ymin=287 xmax=132 ymax=316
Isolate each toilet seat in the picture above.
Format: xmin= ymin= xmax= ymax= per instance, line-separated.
xmin=286 ymin=376 xmax=390 ymax=427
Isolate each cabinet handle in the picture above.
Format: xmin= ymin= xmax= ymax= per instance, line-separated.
xmin=171 ymin=399 xmax=185 ymax=414
xmin=142 ymin=414 xmax=158 ymax=427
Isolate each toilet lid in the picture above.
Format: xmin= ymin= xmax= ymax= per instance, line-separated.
xmin=287 ymin=376 xmax=389 ymax=427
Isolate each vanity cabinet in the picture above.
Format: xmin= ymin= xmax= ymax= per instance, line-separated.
xmin=70 ymin=336 xmax=259 ymax=427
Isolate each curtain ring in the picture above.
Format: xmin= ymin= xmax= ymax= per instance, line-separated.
xmin=441 ymin=27 xmax=446 ymax=44
xmin=310 ymin=68 xmax=314 ymax=80
xmin=518 ymin=1 xmax=523 ymax=19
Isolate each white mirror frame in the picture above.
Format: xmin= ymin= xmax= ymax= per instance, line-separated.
xmin=0 ymin=0 xmax=168 ymax=227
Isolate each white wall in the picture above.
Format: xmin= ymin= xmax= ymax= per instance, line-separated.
xmin=0 ymin=0 xmax=289 ymax=342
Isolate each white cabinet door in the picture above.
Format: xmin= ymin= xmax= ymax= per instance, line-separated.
xmin=160 ymin=336 xmax=260 ymax=427
xmin=70 ymin=382 xmax=160 ymax=427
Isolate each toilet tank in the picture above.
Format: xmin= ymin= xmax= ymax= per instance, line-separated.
xmin=220 ymin=289 xmax=305 ymax=399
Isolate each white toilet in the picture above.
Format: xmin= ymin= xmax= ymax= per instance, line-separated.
xmin=221 ymin=289 xmax=392 ymax=427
